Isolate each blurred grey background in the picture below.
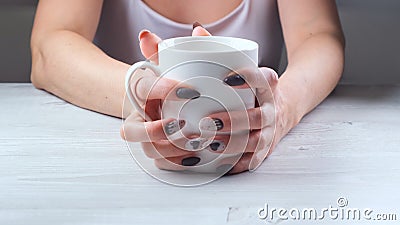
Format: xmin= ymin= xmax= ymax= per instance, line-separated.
xmin=0 ymin=0 xmax=399 ymax=84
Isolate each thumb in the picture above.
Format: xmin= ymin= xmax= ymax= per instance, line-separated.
xmin=192 ymin=22 xmax=212 ymax=36
xmin=139 ymin=30 xmax=162 ymax=63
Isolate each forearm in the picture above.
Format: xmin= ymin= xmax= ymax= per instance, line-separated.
xmin=31 ymin=30 xmax=131 ymax=118
xmin=278 ymin=32 xmax=345 ymax=130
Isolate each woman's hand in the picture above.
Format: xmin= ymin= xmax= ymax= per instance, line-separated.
xmin=120 ymin=26 xmax=293 ymax=174
xmin=201 ymin=68 xmax=292 ymax=173
xmin=121 ymin=26 xmax=215 ymax=170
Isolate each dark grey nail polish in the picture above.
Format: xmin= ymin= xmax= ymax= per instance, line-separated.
xmin=193 ymin=21 xmax=203 ymax=29
xmin=179 ymin=120 xmax=186 ymax=128
xmin=176 ymin=88 xmax=201 ymax=99
xmin=182 ymin=157 xmax=201 ymax=166
xmin=210 ymin=142 xmax=221 ymax=151
xmin=164 ymin=120 xmax=186 ymax=135
xmin=185 ymin=138 xmax=211 ymax=151
xmin=209 ymin=141 xmax=225 ymax=151
xmin=189 ymin=140 xmax=200 ymax=150
xmin=199 ymin=118 xmax=223 ymax=131
xmin=213 ymin=118 xmax=224 ymax=131
xmin=223 ymin=74 xmax=246 ymax=86
xmin=216 ymin=164 xmax=233 ymax=174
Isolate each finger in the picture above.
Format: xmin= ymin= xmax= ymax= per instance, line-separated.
xmin=121 ymin=113 xmax=185 ymax=142
xmin=205 ymin=129 xmax=272 ymax=155
xmin=154 ymin=157 xmax=186 ymax=171
xmin=133 ymin=72 xmax=200 ymax=101
xmin=223 ymin=67 xmax=278 ymax=108
xmin=260 ymin=67 xmax=278 ymax=89
xmin=249 ymin=127 xmax=276 ymax=172
xmin=141 ymin=141 xmax=194 ymax=160
xmin=200 ymin=106 xmax=275 ymax=132
xmin=144 ymin=99 xmax=161 ymax=121
xmin=139 ymin=30 xmax=162 ymax=63
xmin=226 ymin=153 xmax=254 ymax=175
xmin=192 ymin=26 xmax=212 ymax=36
xmin=223 ymin=67 xmax=278 ymax=90
xmin=254 ymin=67 xmax=279 ymax=105
xmin=154 ymin=155 xmax=201 ymax=171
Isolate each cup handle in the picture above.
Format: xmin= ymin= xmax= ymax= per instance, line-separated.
xmin=125 ymin=61 xmax=161 ymax=122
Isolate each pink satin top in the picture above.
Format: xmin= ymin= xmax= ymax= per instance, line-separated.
xmin=95 ymin=0 xmax=283 ymax=70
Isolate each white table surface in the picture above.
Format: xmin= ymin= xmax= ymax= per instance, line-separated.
xmin=1 ymin=83 xmax=399 ymax=225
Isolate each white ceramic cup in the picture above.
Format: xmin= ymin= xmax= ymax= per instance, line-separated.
xmin=125 ymin=36 xmax=258 ymax=173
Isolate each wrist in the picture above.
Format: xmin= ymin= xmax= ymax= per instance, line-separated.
xmin=275 ymin=82 xmax=304 ymax=137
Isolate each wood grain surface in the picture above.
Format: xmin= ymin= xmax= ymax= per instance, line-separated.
xmin=0 ymin=84 xmax=399 ymax=224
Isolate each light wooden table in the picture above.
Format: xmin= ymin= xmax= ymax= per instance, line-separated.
xmin=1 ymin=84 xmax=399 ymax=225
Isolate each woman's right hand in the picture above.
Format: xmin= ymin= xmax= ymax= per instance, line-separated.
xmin=121 ymin=27 xmax=213 ymax=169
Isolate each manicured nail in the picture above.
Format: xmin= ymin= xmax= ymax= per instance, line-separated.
xmin=184 ymin=138 xmax=211 ymax=151
xmin=190 ymin=140 xmax=200 ymax=149
xmin=209 ymin=141 xmax=225 ymax=151
xmin=181 ymin=157 xmax=201 ymax=166
xmin=164 ymin=120 xmax=185 ymax=135
xmin=193 ymin=22 xmax=203 ymax=29
xmin=176 ymin=88 xmax=201 ymax=99
xmin=213 ymin=119 xmax=224 ymax=130
xmin=216 ymin=164 xmax=234 ymax=174
xmin=138 ymin=30 xmax=151 ymax=41
xmin=200 ymin=118 xmax=224 ymax=131
xmin=223 ymin=74 xmax=246 ymax=86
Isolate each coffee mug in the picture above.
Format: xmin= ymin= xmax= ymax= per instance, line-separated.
xmin=125 ymin=36 xmax=258 ymax=173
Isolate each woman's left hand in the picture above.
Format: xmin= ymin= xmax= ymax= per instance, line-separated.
xmin=201 ymin=67 xmax=290 ymax=174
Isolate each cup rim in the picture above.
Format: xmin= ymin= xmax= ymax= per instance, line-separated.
xmin=158 ymin=36 xmax=259 ymax=53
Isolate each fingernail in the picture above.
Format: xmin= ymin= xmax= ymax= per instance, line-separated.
xmin=176 ymin=88 xmax=201 ymax=99
xmin=185 ymin=138 xmax=211 ymax=151
xmin=223 ymin=74 xmax=246 ymax=86
xmin=182 ymin=157 xmax=201 ymax=166
xmin=138 ymin=30 xmax=151 ymax=41
xmin=164 ymin=120 xmax=186 ymax=135
xmin=216 ymin=164 xmax=234 ymax=174
xmin=190 ymin=140 xmax=200 ymax=149
xmin=209 ymin=141 xmax=225 ymax=151
xmin=193 ymin=22 xmax=203 ymax=29
xmin=199 ymin=117 xmax=224 ymax=131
